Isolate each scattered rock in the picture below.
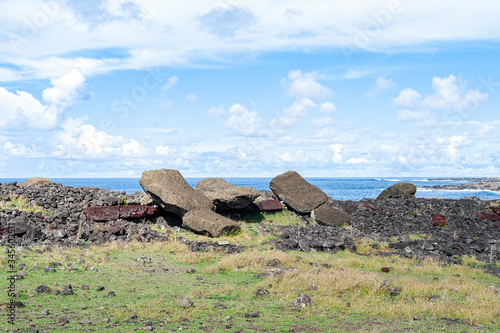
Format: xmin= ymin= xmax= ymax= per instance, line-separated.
xmin=245 ymin=311 xmax=260 ymax=318
xmin=381 ymin=267 xmax=390 ymax=273
xmin=107 ymin=291 xmax=116 ymax=297
xmin=256 ymin=287 xmax=269 ymax=297
xmin=293 ymin=293 xmax=313 ymax=307
xmin=35 ymin=285 xmax=51 ymax=294
xmin=179 ymin=298 xmax=194 ymax=309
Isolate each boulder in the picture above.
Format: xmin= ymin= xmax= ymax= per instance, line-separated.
xmin=269 ymin=171 xmax=327 ymax=213
xmin=182 ymin=209 xmax=240 ymax=237
xmin=376 ymin=182 xmax=416 ymax=200
xmin=139 ymin=169 xmax=214 ymax=216
xmin=18 ymin=177 xmax=54 ymax=187
xmin=312 ymin=203 xmax=351 ymax=227
xmin=195 ymin=178 xmax=260 ymax=210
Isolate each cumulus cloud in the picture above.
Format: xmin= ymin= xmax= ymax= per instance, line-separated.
xmin=393 ymin=88 xmax=422 ymax=108
xmin=329 ymin=144 xmax=343 ymax=163
xmin=394 ymin=75 xmax=488 ymax=111
xmin=422 ymin=75 xmax=488 ymax=111
xmin=2 ymin=142 xmax=42 ymax=157
xmin=282 ymin=70 xmax=332 ymax=100
xmin=221 ymin=103 xmax=266 ymax=137
xmin=0 ymin=69 xmax=87 ymax=130
xmin=53 ymin=118 xmax=145 ymax=158
xmin=364 ymin=77 xmax=397 ymax=98
xmin=271 ymin=98 xmax=317 ymax=129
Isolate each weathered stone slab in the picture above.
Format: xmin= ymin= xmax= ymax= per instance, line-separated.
xmin=312 ymin=203 xmax=350 ymax=227
xmin=140 ymin=169 xmax=214 ymax=216
xmin=269 ymin=171 xmax=327 ymax=213
xmin=86 ymin=206 xmax=119 ymax=221
xmin=182 ymin=209 xmax=240 ymax=237
xmin=119 ymin=205 xmax=148 ymax=219
xmin=195 ymin=178 xmax=260 ymax=210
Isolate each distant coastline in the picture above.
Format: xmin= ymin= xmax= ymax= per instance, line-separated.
xmin=422 ymin=177 xmax=500 ymax=192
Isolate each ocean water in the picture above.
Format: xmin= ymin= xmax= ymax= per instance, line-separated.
xmin=2 ymin=177 xmax=500 ymax=201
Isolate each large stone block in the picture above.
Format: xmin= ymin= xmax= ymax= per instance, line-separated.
xmin=269 ymin=171 xmax=327 ymax=213
xmin=182 ymin=209 xmax=240 ymax=237
xmin=196 ymin=178 xmax=260 ymax=211
xmin=86 ymin=206 xmax=119 ymax=221
xmin=376 ymin=182 xmax=416 ymax=200
xmin=312 ymin=203 xmax=351 ymax=227
xmin=139 ymin=169 xmax=214 ymax=216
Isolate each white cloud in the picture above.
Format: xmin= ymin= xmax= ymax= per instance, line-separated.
xmin=396 ymin=109 xmax=436 ymax=127
xmin=271 ymin=98 xmax=316 ymax=128
xmin=1 ymin=2 xmax=500 ymax=81
xmin=393 ymin=88 xmax=422 ymax=108
xmin=436 ymin=134 xmax=468 ymax=161
xmin=0 ymin=69 xmax=87 ymax=130
xmin=329 ymin=144 xmax=343 ymax=163
xmin=53 ymin=118 xmax=144 ymax=158
xmin=156 ymin=145 xmax=174 ymax=155
xmin=42 ymin=68 xmax=87 ymax=108
xmin=364 ymin=77 xmax=397 ymax=98
xmin=394 ymin=75 xmax=488 ymax=112
xmin=347 ymin=157 xmax=368 ymax=164
xmin=422 ymin=75 xmax=488 ymax=111
xmin=282 ymin=70 xmax=332 ymax=100
xmin=2 ymin=142 xmax=42 ymax=157
xmin=221 ymin=103 xmax=266 ymax=136
xmin=319 ymin=102 xmax=336 ymax=114
xmin=162 ymin=75 xmax=179 ymax=91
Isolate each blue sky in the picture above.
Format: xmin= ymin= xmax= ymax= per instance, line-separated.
xmin=1 ymin=0 xmax=500 ymax=178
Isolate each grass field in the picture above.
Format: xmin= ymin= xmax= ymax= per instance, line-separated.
xmin=1 ymin=211 xmax=500 ymax=332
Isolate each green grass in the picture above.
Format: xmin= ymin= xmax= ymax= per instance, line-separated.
xmin=0 ymin=195 xmax=52 ymax=217
xmin=1 ymin=211 xmax=499 ymax=332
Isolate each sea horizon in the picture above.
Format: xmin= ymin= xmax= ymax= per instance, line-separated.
xmin=2 ymin=176 xmax=499 ymax=202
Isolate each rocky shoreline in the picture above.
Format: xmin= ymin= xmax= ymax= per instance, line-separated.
xmin=1 ymin=172 xmax=499 ymax=276
xmin=422 ymin=177 xmax=500 ymax=192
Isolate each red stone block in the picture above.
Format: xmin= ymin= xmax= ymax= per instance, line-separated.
xmin=86 ymin=206 xmax=120 ymax=221
xmin=256 ymin=200 xmax=283 ymax=212
xmin=146 ymin=207 xmax=158 ymax=216
xmin=363 ymin=204 xmax=372 ymax=209
xmin=484 ymin=213 xmax=500 ymax=221
xmin=432 ymin=214 xmax=448 ymax=227
xmin=476 ymin=213 xmax=486 ymax=219
xmin=119 ymin=205 xmax=148 ymax=219
xmin=493 ymin=224 xmax=499 ymax=228
xmin=381 ymin=267 xmax=390 ymax=273
xmin=490 ymin=207 xmax=500 ymax=214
